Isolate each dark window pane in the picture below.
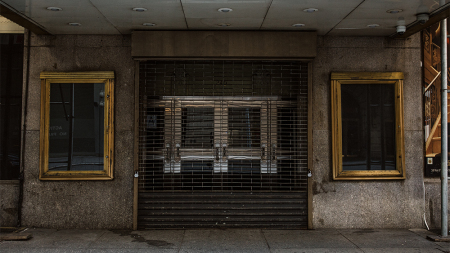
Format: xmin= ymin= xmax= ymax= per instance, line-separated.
xmin=341 ymin=84 xmax=396 ymax=171
xmin=0 ymin=34 xmax=23 ymax=180
xmin=48 ymin=83 xmax=105 ymax=171
xmin=181 ymin=107 xmax=214 ymax=148
xmin=228 ymin=108 xmax=261 ymax=148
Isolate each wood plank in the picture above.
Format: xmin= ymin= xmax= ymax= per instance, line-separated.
xmin=132 ymin=31 xmax=317 ymax=59
xmin=0 ymin=233 xmax=32 ymax=241
xmin=427 ymin=235 xmax=450 ymax=242
xmin=426 ymin=113 xmax=441 ymax=155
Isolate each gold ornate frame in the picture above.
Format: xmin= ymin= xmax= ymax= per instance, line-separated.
xmin=39 ymin=72 xmax=114 ymax=180
xmin=331 ymin=72 xmax=405 ymax=180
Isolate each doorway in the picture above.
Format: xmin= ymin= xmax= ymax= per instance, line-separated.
xmin=137 ymin=60 xmax=309 ymax=228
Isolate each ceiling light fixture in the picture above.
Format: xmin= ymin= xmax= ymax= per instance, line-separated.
xmin=133 ymin=7 xmax=147 ymax=12
xmin=218 ymin=8 xmax=233 ymax=13
xmin=218 ymin=23 xmax=231 ymax=27
xmin=68 ymin=23 xmax=81 ymax=26
xmin=387 ymin=9 xmax=403 ymax=14
xmin=303 ymin=8 xmax=318 ymax=13
xmin=292 ymin=24 xmax=305 ymax=27
xmin=47 ymin=7 xmax=62 ymax=11
xmin=367 ymin=24 xmax=380 ymax=28
xmin=143 ymin=23 xmax=156 ymax=26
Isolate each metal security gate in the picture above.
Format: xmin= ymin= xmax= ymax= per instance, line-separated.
xmin=138 ymin=60 xmax=309 ymax=229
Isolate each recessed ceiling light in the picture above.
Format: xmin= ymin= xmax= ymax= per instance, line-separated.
xmin=218 ymin=8 xmax=233 ymax=13
xmin=143 ymin=23 xmax=156 ymax=26
xmin=387 ymin=9 xmax=403 ymax=14
xmin=367 ymin=24 xmax=380 ymax=28
xmin=133 ymin=7 xmax=147 ymax=12
xmin=47 ymin=7 xmax=62 ymax=11
xmin=68 ymin=23 xmax=81 ymax=26
xmin=303 ymin=8 xmax=318 ymax=13
xmin=218 ymin=23 xmax=231 ymax=27
xmin=292 ymin=24 xmax=305 ymax=27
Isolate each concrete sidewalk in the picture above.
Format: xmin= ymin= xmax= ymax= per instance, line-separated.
xmin=0 ymin=228 xmax=449 ymax=253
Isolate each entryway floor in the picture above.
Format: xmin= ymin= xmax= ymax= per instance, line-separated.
xmin=0 ymin=228 xmax=449 ymax=252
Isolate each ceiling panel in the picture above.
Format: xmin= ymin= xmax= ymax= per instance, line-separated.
xmin=90 ymin=1 xmax=187 ymax=31
xmin=37 ymin=19 xmax=120 ymax=35
xmin=181 ymin=0 xmax=271 ymax=19
xmin=263 ymin=0 xmax=362 ymax=35
xmin=333 ymin=0 xmax=447 ymax=36
xmin=2 ymin=0 xmax=102 ymax=17
xmin=1 ymin=0 xmax=119 ymax=34
xmin=186 ymin=17 xmax=264 ymax=29
xmin=328 ymin=27 xmax=397 ymax=36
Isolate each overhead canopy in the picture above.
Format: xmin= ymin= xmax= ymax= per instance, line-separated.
xmin=1 ymin=0 xmax=449 ymax=37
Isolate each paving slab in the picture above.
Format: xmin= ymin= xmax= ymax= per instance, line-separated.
xmin=87 ymin=230 xmax=182 ymax=249
xmin=338 ymin=229 xmax=439 ymax=249
xmin=0 ymin=249 xmax=86 ymax=253
xmin=134 ymin=229 xmax=185 ymax=248
xmin=263 ymin=229 xmax=357 ymax=249
xmin=1 ymin=228 xmax=448 ymax=253
xmin=179 ymin=249 xmax=271 ymax=253
xmin=1 ymin=229 xmax=104 ymax=249
xmin=434 ymin=241 xmax=450 ymax=251
xmin=85 ymin=249 xmax=179 ymax=253
xmin=181 ymin=229 xmax=269 ymax=252
xmin=271 ymin=249 xmax=364 ymax=253
xmin=360 ymin=248 xmax=444 ymax=253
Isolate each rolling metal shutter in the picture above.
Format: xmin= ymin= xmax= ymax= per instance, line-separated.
xmin=138 ymin=60 xmax=309 ymax=229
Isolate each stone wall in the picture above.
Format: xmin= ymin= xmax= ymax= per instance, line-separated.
xmin=311 ymin=34 xmax=427 ymax=228
xmin=21 ymin=32 xmax=134 ymax=229
xmin=0 ymin=180 xmax=19 ymax=227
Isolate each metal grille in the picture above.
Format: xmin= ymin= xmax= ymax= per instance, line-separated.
xmin=138 ymin=60 xmax=308 ymax=228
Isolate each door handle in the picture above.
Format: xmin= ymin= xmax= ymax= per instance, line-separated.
xmin=165 ymin=144 xmax=171 ymax=162
xmin=271 ymin=145 xmax=277 ymax=161
xmin=215 ymin=147 xmax=220 ymax=161
xmin=222 ymin=146 xmax=227 ymax=161
xmin=175 ymin=143 xmax=180 ymax=162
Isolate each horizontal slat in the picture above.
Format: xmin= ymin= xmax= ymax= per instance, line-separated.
xmin=139 ymin=203 xmax=306 ymax=213
xmin=138 ymin=216 xmax=307 ymax=222
xmin=138 ymin=223 xmax=307 ymax=229
xmin=137 ymin=193 xmax=307 ymax=198
xmin=139 ymin=211 xmax=306 ymax=216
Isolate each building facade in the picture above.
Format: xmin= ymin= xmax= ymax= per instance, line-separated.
xmin=0 ymin=28 xmax=439 ymax=229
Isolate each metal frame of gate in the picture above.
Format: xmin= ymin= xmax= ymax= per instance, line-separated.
xmin=133 ymin=60 xmax=313 ymax=229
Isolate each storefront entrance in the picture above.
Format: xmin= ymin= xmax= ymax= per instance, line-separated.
xmin=137 ymin=61 xmax=309 ymax=228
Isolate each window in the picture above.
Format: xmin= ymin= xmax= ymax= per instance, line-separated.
xmin=0 ymin=34 xmax=23 ymax=180
xmin=39 ymin=72 xmax=114 ymax=180
xmin=331 ymin=72 xmax=405 ymax=180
